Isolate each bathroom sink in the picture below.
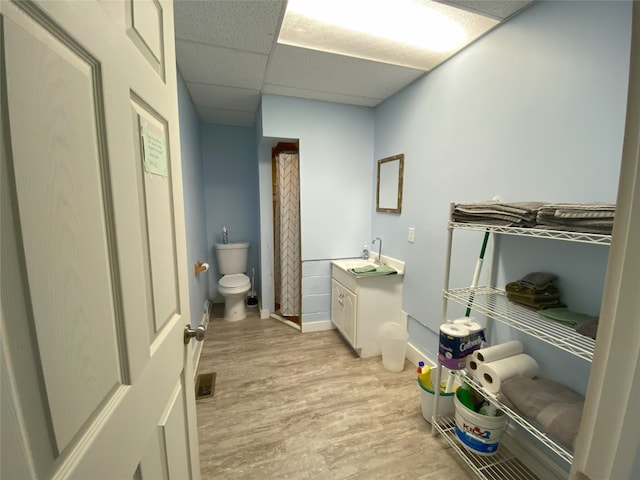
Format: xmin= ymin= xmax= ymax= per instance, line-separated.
xmin=332 ymin=257 xmax=404 ymax=277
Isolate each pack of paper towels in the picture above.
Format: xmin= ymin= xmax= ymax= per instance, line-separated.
xmin=465 ymin=340 xmax=539 ymax=394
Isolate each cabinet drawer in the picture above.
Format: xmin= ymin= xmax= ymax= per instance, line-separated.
xmin=331 ymin=265 xmax=357 ymax=292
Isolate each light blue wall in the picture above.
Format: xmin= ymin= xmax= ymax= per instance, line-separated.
xmin=260 ymin=96 xmax=375 ymax=322
xmin=373 ymin=0 xmax=631 ymax=395
xmin=177 ymin=73 xmax=209 ymax=327
xmin=201 ymin=124 xmax=260 ymax=301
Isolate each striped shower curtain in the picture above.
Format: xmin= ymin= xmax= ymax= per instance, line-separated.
xmin=275 ymin=152 xmax=300 ymax=317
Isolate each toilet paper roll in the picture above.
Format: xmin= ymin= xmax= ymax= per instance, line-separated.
xmin=452 ymin=317 xmax=483 ymax=333
xmin=201 ymin=262 xmax=209 ymax=272
xmin=474 ymin=340 xmax=523 ymax=364
xmin=440 ymin=323 xmax=470 ymax=337
xmin=477 ymin=354 xmax=539 ymax=394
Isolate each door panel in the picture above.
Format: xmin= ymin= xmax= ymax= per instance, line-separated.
xmin=125 ymin=0 xmax=165 ymax=79
xmin=5 ymin=10 xmax=123 ymax=454
xmin=1 ymin=0 xmax=200 ymax=478
xmin=131 ymin=100 xmax=179 ymax=337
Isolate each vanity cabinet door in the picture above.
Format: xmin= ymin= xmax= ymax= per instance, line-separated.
xmin=341 ymin=287 xmax=357 ymax=346
xmin=331 ymin=280 xmax=344 ymax=332
xmin=331 ymin=279 xmax=357 ymax=347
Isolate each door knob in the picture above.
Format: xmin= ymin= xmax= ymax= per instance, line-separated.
xmin=184 ymin=324 xmax=206 ymax=344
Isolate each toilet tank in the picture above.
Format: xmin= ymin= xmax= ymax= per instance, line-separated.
xmin=215 ymin=242 xmax=249 ymax=274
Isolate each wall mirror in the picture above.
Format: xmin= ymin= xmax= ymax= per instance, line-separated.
xmin=376 ymin=154 xmax=404 ymax=213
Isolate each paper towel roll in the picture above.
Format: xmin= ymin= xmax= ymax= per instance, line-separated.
xmin=466 ymin=354 xmax=481 ymax=375
xmin=475 ymin=340 xmax=523 ymax=364
xmin=477 ymin=354 xmax=539 ymax=394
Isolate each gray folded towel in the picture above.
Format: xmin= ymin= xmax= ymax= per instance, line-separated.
xmin=497 ymin=376 xmax=584 ymax=451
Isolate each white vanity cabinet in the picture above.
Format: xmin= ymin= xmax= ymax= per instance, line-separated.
xmin=330 ymin=257 xmax=404 ymax=358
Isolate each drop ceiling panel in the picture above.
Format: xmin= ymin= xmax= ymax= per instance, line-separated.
xmin=173 ymin=0 xmax=285 ymax=54
xmin=437 ymin=0 xmax=533 ymax=20
xmin=265 ymin=45 xmax=425 ymax=102
xmin=262 ymin=84 xmax=382 ymax=108
xmin=196 ymin=107 xmax=256 ymax=127
xmin=185 ymin=82 xmax=260 ymax=111
xmin=175 ymin=39 xmax=268 ymax=89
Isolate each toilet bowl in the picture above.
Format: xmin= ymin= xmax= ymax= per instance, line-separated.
xmin=215 ymin=242 xmax=251 ymax=321
xmin=218 ymin=273 xmax=251 ymax=321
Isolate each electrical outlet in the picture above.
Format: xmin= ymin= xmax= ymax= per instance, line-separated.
xmin=408 ymin=227 xmax=415 ymax=243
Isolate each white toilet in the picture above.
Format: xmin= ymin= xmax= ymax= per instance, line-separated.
xmin=215 ymin=242 xmax=251 ymax=321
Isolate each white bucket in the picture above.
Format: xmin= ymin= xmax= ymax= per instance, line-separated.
xmin=453 ymin=389 xmax=507 ymax=456
xmin=419 ymin=380 xmax=455 ymax=423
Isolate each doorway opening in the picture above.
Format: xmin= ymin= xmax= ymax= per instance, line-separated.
xmin=272 ymin=142 xmax=301 ymax=326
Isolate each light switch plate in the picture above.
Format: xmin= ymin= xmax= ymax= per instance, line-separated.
xmin=408 ymin=227 xmax=415 ymax=243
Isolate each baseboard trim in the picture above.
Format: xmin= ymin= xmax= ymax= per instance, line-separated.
xmin=259 ymin=308 xmax=270 ymax=320
xmin=301 ymin=319 xmax=335 ymax=333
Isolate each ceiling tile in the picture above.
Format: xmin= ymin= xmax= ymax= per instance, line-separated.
xmin=265 ymin=45 xmax=425 ymax=103
xmin=263 ymin=84 xmax=381 ymax=108
xmin=437 ymin=0 xmax=533 ymax=20
xmin=174 ymin=0 xmax=286 ymax=54
xmin=176 ymin=39 xmax=268 ymax=89
xmin=196 ymin=106 xmax=256 ymax=127
xmin=186 ymin=82 xmax=261 ymax=111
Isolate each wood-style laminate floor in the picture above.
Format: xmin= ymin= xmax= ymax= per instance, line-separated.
xmin=195 ymin=306 xmax=474 ymax=480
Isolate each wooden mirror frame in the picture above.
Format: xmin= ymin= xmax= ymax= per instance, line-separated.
xmin=376 ymin=153 xmax=404 ymax=214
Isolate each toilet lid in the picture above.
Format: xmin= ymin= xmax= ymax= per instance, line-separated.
xmin=219 ymin=274 xmax=250 ymax=289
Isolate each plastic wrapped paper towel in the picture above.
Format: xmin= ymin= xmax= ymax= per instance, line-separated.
xmin=477 ymin=353 xmax=539 ymax=394
xmin=466 ymin=340 xmax=524 ymax=376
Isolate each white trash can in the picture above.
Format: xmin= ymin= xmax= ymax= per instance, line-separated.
xmin=379 ymin=322 xmax=408 ymax=372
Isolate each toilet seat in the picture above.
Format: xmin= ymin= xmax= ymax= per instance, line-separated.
xmin=218 ymin=273 xmax=250 ymax=294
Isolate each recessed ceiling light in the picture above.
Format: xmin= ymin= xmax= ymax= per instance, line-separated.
xmin=278 ymin=0 xmax=499 ymax=70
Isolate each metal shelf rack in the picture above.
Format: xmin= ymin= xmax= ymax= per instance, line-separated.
xmin=444 ymin=287 xmax=596 ymax=362
xmin=433 ymin=416 xmax=539 ymax=480
xmin=432 ymin=207 xmax=611 ymax=477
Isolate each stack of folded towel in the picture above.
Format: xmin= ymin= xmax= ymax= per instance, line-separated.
xmin=451 ymin=201 xmax=616 ymax=234
xmin=536 ymin=307 xmax=599 ymax=339
xmin=505 ymin=272 xmax=564 ymax=309
xmin=536 ymin=203 xmax=615 ymax=234
xmin=452 ymin=202 xmax=545 ymax=227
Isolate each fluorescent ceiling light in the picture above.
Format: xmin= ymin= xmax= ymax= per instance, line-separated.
xmin=278 ymin=0 xmax=499 ymax=70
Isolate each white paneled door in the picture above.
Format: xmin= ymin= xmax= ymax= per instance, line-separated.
xmin=1 ymin=1 xmax=200 ymax=478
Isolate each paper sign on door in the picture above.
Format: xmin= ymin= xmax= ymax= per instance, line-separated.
xmin=141 ymin=125 xmax=168 ymax=177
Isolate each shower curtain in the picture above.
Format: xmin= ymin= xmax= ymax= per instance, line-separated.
xmin=275 ymin=151 xmax=301 ymax=317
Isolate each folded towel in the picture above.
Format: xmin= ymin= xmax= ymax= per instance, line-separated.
xmin=517 ymin=272 xmax=558 ymax=291
xmin=536 ymin=203 xmax=615 ymax=234
xmin=348 ymin=265 xmax=397 ymax=276
xmin=575 ymin=317 xmax=599 ymax=339
xmin=453 ymin=201 xmax=545 ymax=227
xmin=351 ymin=265 xmax=377 ymax=274
xmin=497 ymin=376 xmax=584 ymax=451
xmin=538 ymin=307 xmax=597 ymax=329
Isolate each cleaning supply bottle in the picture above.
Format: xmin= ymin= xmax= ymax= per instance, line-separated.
xmin=362 ymin=243 xmax=369 ymax=260
xmin=222 ymin=225 xmax=229 ymax=244
xmin=417 ymin=362 xmax=432 ymax=390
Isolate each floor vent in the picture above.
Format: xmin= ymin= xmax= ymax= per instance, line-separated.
xmin=195 ymin=372 xmax=216 ymax=400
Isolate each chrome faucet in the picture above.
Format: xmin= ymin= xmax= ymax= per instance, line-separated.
xmin=372 ymin=237 xmax=383 ymax=265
